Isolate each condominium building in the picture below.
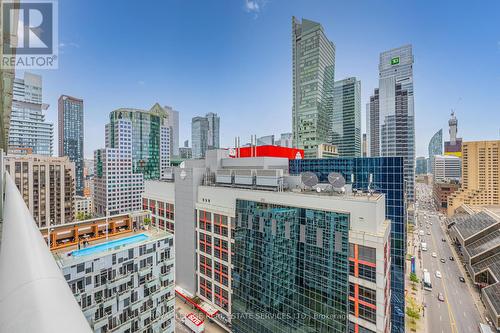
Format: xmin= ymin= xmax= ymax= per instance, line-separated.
xmin=59 ymin=95 xmax=84 ymax=195
xmin=94 ymin=119 xmax=144 ymax=216
xmin=9 ymin=72 xmax=53 ymax=155
xmin=428 ymin=129 xmax=443 ymax=174
xmin=4 ymin=154 xmax=75 ymax=227
xmin=290 ymin=157 xmax=406 ymax=333
xmin=143 ymin=180 xmax=176 ymax=233
xmin=43 ymin=213 xmax=175 ymax=333
xmin=331 ymin=77 xmax=361 ymax=157
xmin=278 ymin=132 xmax=293 ymax=148
xmin=256 ymin=135 xmax=275 ymax=146
xmin=74 ymin=195 xmax=93 ymax=220
xmin=432 ymin=154 xmax=461 ymax=182
xmin=367 ymin=45 xmax=415 ymax=206
xmin=448 ymin=140 xmax=500 ymax=215
xmin=292 ymin=17 xmax=335 ymax=158
xmin=108 ymin=103 xmax=171 ymax=180
xmin=192 ymin=116 xmax=209 ymax=159
xmin=179 ymin=147 xmax=193 ymax=159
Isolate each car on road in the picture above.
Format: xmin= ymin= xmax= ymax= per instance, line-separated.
xmin=435 ymin=271 xmax=442 ymax=278
xmin=449 ymin=256 xmax=454 ymax=261
xmin=459 ymin=277 xmax=466 ymax=283
xmin=430 ymin=222 xmax=433 ymax=225
xmin=432 ymin=252 xmax=437 ymax=258
xmin=427 ymin=231 xmax=431 ymax=235
xmin=440 ymin=258 xmax=445 ymax=263
xmin=441 ymin=238 xmax=446 ymax=242
xmin=437 ymin=293 xmax=445 ymax=302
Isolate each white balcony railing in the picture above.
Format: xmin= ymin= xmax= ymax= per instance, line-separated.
xmin=0 ymin=172 xmax=92 ymax=333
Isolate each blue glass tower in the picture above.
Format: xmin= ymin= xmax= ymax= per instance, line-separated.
xmin=289 ymin=157 xmax=406 ymax=333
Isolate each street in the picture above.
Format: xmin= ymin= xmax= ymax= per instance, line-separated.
xmin=415 ymin=183 xmax=483 ymax=333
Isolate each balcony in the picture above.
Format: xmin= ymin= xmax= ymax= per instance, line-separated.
xmin=0 ymin=172 xmax=92 ymax=333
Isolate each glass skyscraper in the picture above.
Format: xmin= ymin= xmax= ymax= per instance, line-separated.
xmin=289 ymin=157 xmax=406 ymax=333
xmin=428 ymin=128 xmax=443 ymax=174
xmin=292 ymin=17 xmax=335 ymax=158
xmin=232 ymin=200 xmax=350 ymax=333
xmin=191 ymin=116 xmax=209 ymax=159
xmin=332 ymin=77 xmax=361 ymax=157
xmin=9 ymin=72 xmax=53 ymax=155
xmin=206 ymin=112 xmax=220 ymax=150
xmin=108 ymin=103 xmax=170 ymax=180
xmin=58 ymin=95 xmax=84 ymax=195
xmin=367 ymin=45 xmax=415 ymax=203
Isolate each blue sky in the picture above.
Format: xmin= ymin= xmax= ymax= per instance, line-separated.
xmin=26 ymin=0 xmax=500 ymax=158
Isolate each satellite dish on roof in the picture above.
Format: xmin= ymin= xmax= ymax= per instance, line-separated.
xmin=328 ymin=172 xmax=346 ymax=192
xmin=301 ymin=172 xmax=318 ymax=188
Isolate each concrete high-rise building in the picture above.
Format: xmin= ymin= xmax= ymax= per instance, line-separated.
xmin=332 ymin=77 xmax=361 ymax=157
xmin=44 ymin=213 xmax=175 ymax=333
xmin=432 ymin=154 xmax=461 ymax=182
xmin=292 ymin=17 xmax=335 ymax=158
xmin=206 ymin=112 xmax=220 ymax=150
xmin=164 ymin=105 xmax=179 ymax=157
xmin=191 ymin=116 xmax=209 ymax=159
xmin=367 ymin=45 xmax=415 ymax=207
xmin=108 ymin=103 xmax=170 ymax=180
xmin=416 ymin=156 xmax=428 ymax=175
xmin=444 ymin=111 xmax=463 ymax=157
xmin=59 ymin=95 xmax=84 ymax=195
xmin=94 ymin=119 xmax=144 ymax=216
xmin=9 ymin=72 xmax=53 ymax=155
xmin=448 ymin=140 xmax=500 ymax=215
xmin=428 ymin=129 xmax=443 ymax=174
xmin=4 ymin=154 xmax=75 ymax=227
xmin=257 ymin=135 xmax=274 ymax=146
xmin=290 ymin=157 xmax=406 ymax=333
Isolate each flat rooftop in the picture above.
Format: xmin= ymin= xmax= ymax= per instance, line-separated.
xmin=53 ymin=228 xmax=170 ymax=267
xmin=453 ymin=211 xmax=499 ymax=240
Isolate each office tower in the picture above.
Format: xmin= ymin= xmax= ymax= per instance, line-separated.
xmin=292 ymin=17 xmax=335 ymax=158
xmin=44 ymin=214 xmax=175 ymax=333
xmin=206 ymin=112 xmax=220 ymax=150
xmin=9 ymin=72 xmax=53 ymax=155
xmin=191 ymin=116 xmax=209 ymax=158
xmin=444 ymin=111 xmax=463 ymax=157
xmin=4 ymin=154 xmax=75 ymax=227
xmin=164 ymin=105 xmax=179 ymax=156
xmin=257 ymin=134 xmax=274 ymax=146
xmin=179 ymin=147 xmax=193 ymax=159
xmin=448 ymin=140 xmax=500 ymax=215
xmin=432 ymin=154 xmax=461 ymax=182
xmin=94 ymin=118 xmax=144 ymax=216
xmin=368 ymin=45 xmax=415 ymax=206
xmin=289 ymin=157 xmax=406 ymax=333
xmin=108 ymin=103 xmax=170 ymax=180
xmin=362 ymin=133 xmax=367 ymax=157
xmin=143 ymin=180 xmax=175 ymax=233
xmin=332 ymin=77 xmax=361 ymax=157
xmin=279 ymin=132 xmax=293 ymax=148
xmin=428 ymin=129 xmax=443 ymax=174
xmin=58 ymin=95 xmax=84 ymax=195
xmin=184 ymin=139 xmax=189 ymax=147
xmin=416 ymin=156 xmax=428 ymax=175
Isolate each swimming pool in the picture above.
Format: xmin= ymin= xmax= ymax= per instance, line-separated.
xmin=71 ymin=234 xmax=149 ymax=257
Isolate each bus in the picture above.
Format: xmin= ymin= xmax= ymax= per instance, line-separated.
xmin=423 ymin=271 xmax=432 ymax=291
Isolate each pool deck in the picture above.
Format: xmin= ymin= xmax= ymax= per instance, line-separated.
xmin=52 ymin=227 xmax=171 ymax=267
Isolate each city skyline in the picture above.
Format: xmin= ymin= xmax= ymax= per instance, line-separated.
xmin=20 ymin=0 xmax=499 ymax=158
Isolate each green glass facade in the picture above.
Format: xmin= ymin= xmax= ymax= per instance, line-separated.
xmin=109 ymin=108 xmax=165 ymax=180
xmin=232 ymin=200 xmax=350 ymax=333
xmin=292 ymin=17 xmax=335 ymax=158
xmin=332 ymin=78 xmax=361 ymax=157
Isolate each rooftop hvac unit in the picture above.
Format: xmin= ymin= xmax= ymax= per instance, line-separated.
xmin=234 ymin=169 xmax=254 ymax=186
xmin=215 ymin=169 xmax=233 ymax=184
xmin=256 ymin=169 xmax=283 ymax=187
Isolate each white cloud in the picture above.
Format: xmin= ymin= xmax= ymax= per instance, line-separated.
xmin=245 ymin=0 xmax=260 ymax=13
xmin=59 ymin=42 xmax=80 ymax=49
xmin=138 ymin=80 xmax=145 ymax=86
